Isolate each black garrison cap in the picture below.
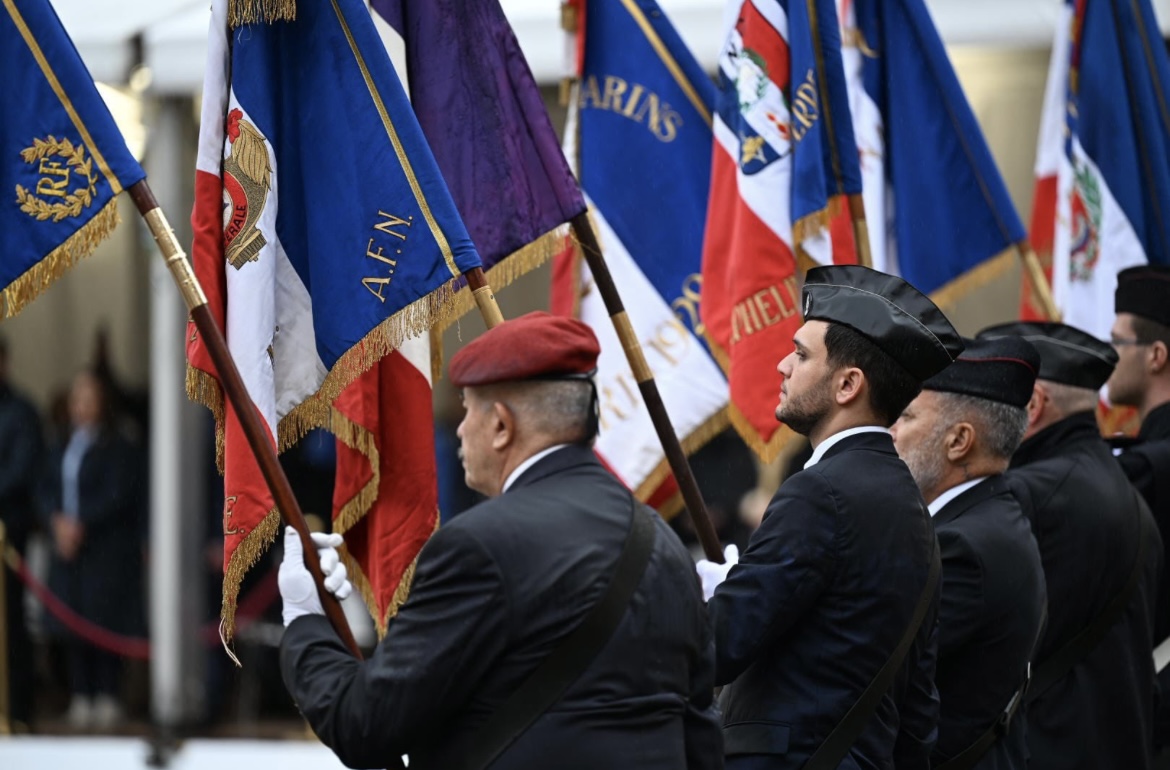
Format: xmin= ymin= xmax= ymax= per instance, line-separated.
xmin=1115 ymin=265 xmax=1170 ymax=328
xmin=977 ymin=321 xmax=1117 ymax=390
xmin=802 ymin=265 xmax=964 ymax=381
xmin=922 ymin=336 xmax=1040 ymax=408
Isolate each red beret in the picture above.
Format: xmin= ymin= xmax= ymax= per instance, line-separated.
xmin=448 ymin=311 xmax=601 ymax=387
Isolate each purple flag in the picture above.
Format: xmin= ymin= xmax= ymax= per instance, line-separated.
xmin=370 ymin=0 xmax=586 ymax=271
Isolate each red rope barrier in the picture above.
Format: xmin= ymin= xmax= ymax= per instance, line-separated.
xmin=3 ymin=546 xmax=281 ymax=659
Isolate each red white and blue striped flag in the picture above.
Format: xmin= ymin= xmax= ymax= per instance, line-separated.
xmin=1025 ymin=0 xmax=1170 ymax=333
xmin=701 ymin=0 xmax=862 ymax=461
xmin=186 ymin=0 xmax=482 ymax=637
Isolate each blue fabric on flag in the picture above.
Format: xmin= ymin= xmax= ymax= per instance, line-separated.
xmin=369 ymin=0 xmax=586 ymax=267
xmin=578 ymin=0 xmax=716 ymax=317
xmin=229 ymin=0 xmax=482 ymax=368
xmin=0 ymin=0 xmax=145 ymax=313
xmin=1073 ymin=0 xmax=1170 ymax=267
xmin=787 ymin=0 xmax=862 ymax=228
xmin=854 ymin=0 xmax=1025 ymax=293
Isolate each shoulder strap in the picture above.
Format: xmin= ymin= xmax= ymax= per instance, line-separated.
xmin=803 ymin=533 xmax=942 ymax=770
xmin=933 ymin=666 xmax=1030 ymax=770
xmin=457 ymin=495 xmax=656 ymax=770
xmin=1027 ymin=490 xmax=1152 ymax=701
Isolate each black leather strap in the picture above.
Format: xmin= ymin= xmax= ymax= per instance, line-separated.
xmin=457 ymin=495 xmax=656 ymax=770
xmin=1027 ymin=490 xmax=1152 ymax=701
xmin=803 ymin=533 xmax=942 ymax=770
xmin=934 ymin=668 xmax=1029 ymax=770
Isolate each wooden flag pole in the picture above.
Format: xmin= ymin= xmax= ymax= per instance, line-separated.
xmin=847 ymin=194 xmax=873 ymax=269
xmin=127 ymin=181 xmax=363 ymax=659
xmin=464 ymin=268 xmax=505 ymax=328
xmin=568 ymin=213 xmax=724 ymax=563
xmin=1017 ymin=242 xmax=1061 ymax=321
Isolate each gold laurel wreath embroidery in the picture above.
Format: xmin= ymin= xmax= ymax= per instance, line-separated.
xmin=15 ymin=136 xmax=98 ymax=222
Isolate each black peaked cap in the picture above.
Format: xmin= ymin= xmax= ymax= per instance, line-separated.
xmin=922 ymin=336 xmax=1040 ymax=408
xmin=977 ymin=321 xmax=1117 ymax=390
xmin=802 ymin=265 xmax=964 ymax=381
xmin=1115 ymin=265 xmax=1170 ymax=328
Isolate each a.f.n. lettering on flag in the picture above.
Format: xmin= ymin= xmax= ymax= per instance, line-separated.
xmin=187 ymin=0 xmax=482 ymax=638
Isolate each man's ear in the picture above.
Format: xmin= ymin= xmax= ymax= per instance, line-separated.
xmin=1026 ymin=383 xmax=1046 ymax=428
xmin=491 ymin=401 xmax=515 ymax=450
xmin=945 ymin=422 xmax=975 ymax=463
xmin=835 ymin=367 xmax=865 ymax=407
xmin=1149 ymin=340 xmax=1169 ymax=375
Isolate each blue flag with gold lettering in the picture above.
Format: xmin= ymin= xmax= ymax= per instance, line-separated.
xmin=0 ymin=0 xmax=145 ymax=318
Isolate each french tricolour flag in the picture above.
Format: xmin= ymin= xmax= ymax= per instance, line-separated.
xmin=1026 ymin=0 xmax=1170 ymax=334
xmin=186 ymin=0 xmax=481 ymax=637
xmin=701 ymin=0 xmax=861 ymax=462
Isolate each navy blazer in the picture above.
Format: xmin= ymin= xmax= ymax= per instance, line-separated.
xmin=1007 ymin=413 xmax=1163 ymax=770
xmin=710 ymin=430 xmax=940 ymax=770
xmin=281 ymin=444 xmax=722 ymax=770
xmin=930 ymin=475 xmax=1046 ymax=770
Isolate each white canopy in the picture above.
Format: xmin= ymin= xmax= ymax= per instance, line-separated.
xmin=51 ymin=0 xmax=1170 ymax=94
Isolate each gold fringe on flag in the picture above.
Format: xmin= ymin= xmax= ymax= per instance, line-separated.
xmin=728 ymin=401 xmax=798 ymax=465
xmin=928 ymin=248 xmax=1016 ymax=312
xmin=2 ymin=197 xmax=119 ymax=320
xmin=277 ymin=276 xmax=461 ymax=452
xmin=220 ymin=507 xmax=280 ymax=644
xmin=185 ymin=365 xmax=226 ymax=473
xmin=438 ymin=225 xmax=571 ymax=334
xmin=633 ymin=408 xmax=731 ymax=502
xmin=338 ymin=520 xmax=437 ymax=640
xmin=227 ymin=0 xmax=296 ymax=27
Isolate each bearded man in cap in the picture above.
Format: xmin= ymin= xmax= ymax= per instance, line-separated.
xmin=980 ymin=321 xmax=1163 ymax=770
xmin=278 ymin=312 xmax=722 ymax=770
xmin=1106 ymin=266 xmax=1170 ymax=756
xmin=890 ymin=337 xmax=1046 ymax=770
xmin=698 ymin=265 xmax=963 ymax=769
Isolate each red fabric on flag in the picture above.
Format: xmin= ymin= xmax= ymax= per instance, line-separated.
xmin=332 ymin=349 xmax=438 ymax=637
xmin=1022 ymin=175 xmax=1058 ymax=321
xmin=701 ymin=147 xmax=804 ymax=462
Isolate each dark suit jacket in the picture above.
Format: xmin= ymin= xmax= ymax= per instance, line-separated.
xmin=39 ymin=428 xmax=145 ymax=635
xmin=281 ymin=445 xmax=722 ymax=770
xmin=930 ymin=475 xmax=1046 ymax=770
xmin=1006 ymin=412 xmax=1163 ymax=770
xmin=709 ymin=430 xmax=940 ymax=770
xmin=0 ymin=383 xmax=42 ymax=552
xmin=1115 ymin=401 xmax=1170 ymax=748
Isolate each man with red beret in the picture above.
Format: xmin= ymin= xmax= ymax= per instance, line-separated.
xmin=277 ymin=311 xmax=722 ymax=770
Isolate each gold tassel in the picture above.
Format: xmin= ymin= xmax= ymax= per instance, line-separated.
xmin=3 ymin=198 xmax=119 ymax=320
xmin=227 ymin=0 xmax=296 ymax=27
xmin=186 ymin=365 xmax=226 ymax=473
xmin=220 ymin=508 xmax=280 ymax=642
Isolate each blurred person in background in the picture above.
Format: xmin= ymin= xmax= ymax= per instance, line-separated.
xmin=40 ymin=369 xmax=144 ymax=731
xmin=0 ymin=337 xmax=43 ymax=730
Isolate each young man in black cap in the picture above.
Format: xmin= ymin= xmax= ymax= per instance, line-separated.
xmin=278 ymin=312 xmax=722 ymax=770
xmin=698 ymin=265 xmax=963 ymax=769
xmin=890 ymin=337 xmax=1046 ymax=770
xmin=980 ymin=320 xmax=1163 ymax=770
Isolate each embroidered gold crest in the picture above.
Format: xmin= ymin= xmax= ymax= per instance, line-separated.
xmin=222 ymin=109 xmax=272 ymax=270
xmin=14 ymin=135 xmax=98 ymax=223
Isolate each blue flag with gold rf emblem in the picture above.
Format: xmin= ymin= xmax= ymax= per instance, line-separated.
xmin=0 ymin=0 xmax=145 ymax=318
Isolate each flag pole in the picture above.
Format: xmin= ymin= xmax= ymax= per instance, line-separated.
xmin=464 ymin=268 xmax=505 ymax=328
xmin=1017 ymin=243 xmax=1061 ymax=321
xmin=847 ymin=195 xmax=873 ymax=269
xmin=569 ymin=213 xmax=724 ymax=563
xmin=126 ymin=180 xmax=363 ymax=659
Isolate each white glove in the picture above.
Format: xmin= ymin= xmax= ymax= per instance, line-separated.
xmin=278 ymin=526 xmax=353 ymax=626
xmin=696 ymin=545 xmax=739 ymax=602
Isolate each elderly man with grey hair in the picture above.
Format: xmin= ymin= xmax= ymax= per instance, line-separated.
xmin=980 ymin=321 xmax=1163 ymax=770
xmin=891 ymin=336 xmax=1047 ymax=770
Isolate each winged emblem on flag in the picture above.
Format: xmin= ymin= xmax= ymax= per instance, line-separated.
xmin=222 ymin=108 xmax=272 ymax=270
